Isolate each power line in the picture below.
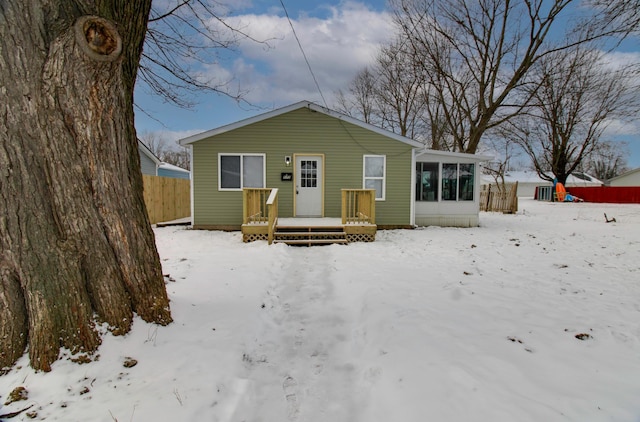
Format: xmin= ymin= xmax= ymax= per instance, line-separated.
xmin=279 ymin=0 xmax=328 ymax=107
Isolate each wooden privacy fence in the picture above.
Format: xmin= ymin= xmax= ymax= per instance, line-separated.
xmin=480 ymin=182 xmax=518 ymax=213
xmin=143 ymin=175 xmax=190 ymax=224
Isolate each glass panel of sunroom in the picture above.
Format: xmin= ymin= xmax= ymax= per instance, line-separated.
xmin=459 ymin=163 xmax=474 ymax=201
xmin=442 ymin=163 xmax=458 ymax=201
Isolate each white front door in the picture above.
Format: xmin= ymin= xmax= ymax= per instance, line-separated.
xmin=295 ymin=155 xmax=323 ymax=217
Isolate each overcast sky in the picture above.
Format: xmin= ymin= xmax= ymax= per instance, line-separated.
xmin=134 ymin=0 xmax=640 ymax=168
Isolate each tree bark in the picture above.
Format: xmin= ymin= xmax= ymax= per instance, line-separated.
xmin=1 ymin=1 xmax=172 ymax=372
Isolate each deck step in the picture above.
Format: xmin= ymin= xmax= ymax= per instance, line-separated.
xmin=275 ymin=238 xmax=348 ymax=245
xmin=275 ymin=226 xmax=345 ymax=231
xmin=274 ymin=231 xmax=347 ymax=237
xmin=273 ymin=225 xmax=348 ymax=246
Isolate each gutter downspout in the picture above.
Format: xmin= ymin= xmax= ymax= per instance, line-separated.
xmin=410 ymin=148 xmax=417 ymax=227
xmin=188 ymin=145 xmax=194 ymax=226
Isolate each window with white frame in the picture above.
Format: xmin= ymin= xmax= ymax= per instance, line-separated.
xmin=363 ymin=155 xmax=386 ymax=200
xmin=416 ymin=162 xmax=475 ymax=201
xmin=219 ymin=153 xmax=265 ymax=190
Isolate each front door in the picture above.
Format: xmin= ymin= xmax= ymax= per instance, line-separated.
xmin=295 ymin=155 xmax=323 ymax=217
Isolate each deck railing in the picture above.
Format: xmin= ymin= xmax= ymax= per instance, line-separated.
xmin=266 ymin=188 xmax=278 ymax=244
xmin=243 ymin=188 xmax=279 ymax=244
xmin=341 ymin=189 xmax=376 ymax=225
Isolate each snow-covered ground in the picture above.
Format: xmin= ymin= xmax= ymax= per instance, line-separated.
xmin=2 ymin=198 xmax=640 ymax=422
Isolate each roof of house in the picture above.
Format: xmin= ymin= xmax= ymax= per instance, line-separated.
xmin=482 ymin=170 xmax=603 ymax=185
xmin=138 ymin=139 xmax=190 ymax=175
xmin=607 ymin=167 xmax=640 ymax=183
xmin=179 ymin=100 xmax=424 ymax=148
xmin=138 ymin=139 xmax=162 ymax=166
xmin=416 ymin=148 xmax=493 ymax=162
xmin=159 ymin=162 xmax=190 ymax=175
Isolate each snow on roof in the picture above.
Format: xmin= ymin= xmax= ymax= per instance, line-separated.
xmin=607 ymin=167 xmax=640 ymax=183
xmin=482 ymin=170 xmax=603 ymax=186
xmin=158 ymin=162 xmax=190 ymax=174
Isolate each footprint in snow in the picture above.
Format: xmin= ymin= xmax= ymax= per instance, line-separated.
xmin=283 ymin=375 xmax=300 ymax=420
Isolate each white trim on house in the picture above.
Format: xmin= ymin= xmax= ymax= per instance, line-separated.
xmin=410 ymin=149 xmax=418 ymax=226
xmin=416 ymin=146 xmax=493 ymax=162
xmin=179 ymin=101 xmax=424 ymax=149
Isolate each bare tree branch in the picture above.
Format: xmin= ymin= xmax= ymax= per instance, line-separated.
xmin=388 ymin=0 xmax=630 ymax=154
xmin=138 ymin=0 xmax=271 ymax=110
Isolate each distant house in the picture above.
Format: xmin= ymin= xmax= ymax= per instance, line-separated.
xmin=179 ymin=101 xmax=489 ymax=234
xmin=607 ymin=168 xmax=640 ymax=187
xmin=482 ymin=171 xmax=602 ymax=197
xmin=138 ymin=140 xmax=190 ymax=180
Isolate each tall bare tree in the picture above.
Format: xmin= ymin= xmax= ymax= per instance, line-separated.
xmin=584 ymin=140 xmax=630 ymax=182
xmin=504 ymin=48 xmax=639 ymax=185
xmin=336 ymin=38 xmax=428 ymax=142
xmin=389 ymin=0 xmax=627 ymax=154
xmin=335 ymin=67 xmax=380 ymax=125
xmin=480 ymin=132 xmax=523 ymax=193
xmin=1 ymin=1 xmax=172 ymax=372
xmin=374 ymin=39 xmax=427 ymax=140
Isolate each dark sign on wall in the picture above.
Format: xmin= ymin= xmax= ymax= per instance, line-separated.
xmin=281 ymin=172 xmax=293 ymax=181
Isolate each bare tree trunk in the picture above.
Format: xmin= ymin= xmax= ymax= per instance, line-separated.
xmin=1 ymin=1 xmax=172 ymax=372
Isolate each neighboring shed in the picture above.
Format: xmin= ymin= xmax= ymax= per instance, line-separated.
xmin=138 ymin=140 xmax=190 ymax=179
xmin=179 ymin=101 xmax=489 ymax=235
xmin=607 ymin=168 xmax=640 ymax=187
xmin=158 ymin=162 xmax=190 ymax=180
xmin=138 ymin=140 xmax=160 ymax=176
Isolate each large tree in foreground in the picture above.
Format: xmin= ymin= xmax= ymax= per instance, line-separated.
xmin=0 ymin=1 xmax=172 ymax=372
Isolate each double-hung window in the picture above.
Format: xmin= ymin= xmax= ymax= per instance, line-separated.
xmin=363 ymin=155 xmax=386 ymax=200
xmin=219 ymin=153 xmax=265 ymax=190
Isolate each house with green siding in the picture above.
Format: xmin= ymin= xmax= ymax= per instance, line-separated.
xmin=179 ymin=101 xmax=488 ymax=237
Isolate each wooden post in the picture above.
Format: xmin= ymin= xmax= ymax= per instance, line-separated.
xmin=341 ymin=189 xmax=347 ymax=224
xmin=368 ymin=189 xmax=376 ymax=224
xmin=242 ymin=189 xmax=249 ymax=224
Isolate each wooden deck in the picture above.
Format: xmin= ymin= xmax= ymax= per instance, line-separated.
xmin=242 ymin=188 xmax=377 ymax=245
xmin=242 ymin=217 xmax=376 ymax=245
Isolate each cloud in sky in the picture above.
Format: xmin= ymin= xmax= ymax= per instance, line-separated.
xmin=205 ymin=2 xmax=393 ymax=106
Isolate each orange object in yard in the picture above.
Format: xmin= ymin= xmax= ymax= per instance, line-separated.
xmin=555 ymin=182 xmax=567 ymax=202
